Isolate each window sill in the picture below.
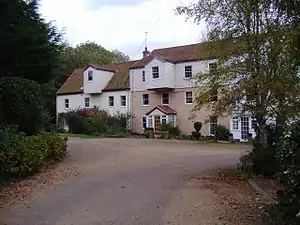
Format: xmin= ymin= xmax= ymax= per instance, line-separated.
xmin=141 ymin=105 xmax=149 ymax=107
xmin=185 ymin=102 xmax=193 ymax=105
xmin=109 ymin=106 xmax=114 ymax=108
xmin=120 ymin=106 xmax=127 ymax=108
xmin=183 ymin=77 xmax=192 ymax=80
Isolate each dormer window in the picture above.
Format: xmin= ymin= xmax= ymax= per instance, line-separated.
xmin=88 ymin=70 xmax=93 ymax=81
xmin=152 ymin=66 xmax=159 ymax=79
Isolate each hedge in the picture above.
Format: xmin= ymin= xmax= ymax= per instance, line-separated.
xmin=0 ymin=125 xmax=67 ymax=181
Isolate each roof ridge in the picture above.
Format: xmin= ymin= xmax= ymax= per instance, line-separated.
xmin=152 ymin=43 xmax=200 ymax=52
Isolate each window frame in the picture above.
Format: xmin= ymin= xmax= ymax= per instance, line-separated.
xmin=142 ymin=94 xmax=149 ymax=106
xmin=184 ymin=65 xmax=192 ymax=79
xmin=142 ymin=70 xmax=146 ymax=82
xmin=232 ymin=117 xmax=239 ymax=130
xmin=147 ymin=116 xmax=153 ymax=128
xmin=64 ymin=99 xmax=69 ymax=109
xmin=209 ymin=116 xmax=218 ymax=135
xmin=120 ymin=95 xmax=127 ymax=107
xmin=209 ymin=62 xmax=217 ymax=72
xmin=185 ymin=91 xmax=193 ymax=104
xmin=142 ymin=117 xmax=147 ymax=129
xmin=108 ymin=96 xmax=114 ymax=107
xmin=161 ymin=115 xmax=167 ymax=124
xmin=84 ymin=97 xmax=90 ymax=108
xmin=88 ymin=70 xmax=93 ymax=81
xmin=161 ymin=93 xmax=169 ymax=105
xmin=152 ymin=66 xmax=159 ymax=79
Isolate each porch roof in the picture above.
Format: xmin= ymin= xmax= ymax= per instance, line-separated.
xmin=146 ymin=105 xmax=177 ymax=116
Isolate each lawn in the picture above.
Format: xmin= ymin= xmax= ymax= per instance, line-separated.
xmin=59 ymin=133 xmax=102 ymax=139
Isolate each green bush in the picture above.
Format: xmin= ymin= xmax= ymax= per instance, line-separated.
xmin=0 ymin=125 xmax=67 ymax=181
xmin=159 ymin=123 xmax=181 ymax=137
xmin=0 ymin=77 xmax=49 ymax=135
xmin=194 ymin=122 xmax=202 ymax=132
xmin=191 ymin=131 xmax=201 ymax=139
xmin=215 ymin=124 xmax=230 ymax=141
xmin=275 ymin=121 xmax=300 ymax=224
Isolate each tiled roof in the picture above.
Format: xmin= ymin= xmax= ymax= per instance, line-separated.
xmin=57 ymin=61 xmax=139 ymax=95
xmin=56 ymin=68 xmax=84 ymax=95
xmin=131 ymin=38 xmax=244 ymax=69
xmin=102 ymin=60 xmax=139 ymax=91
xmin=146 ymin=105 xmax=177 ymax=116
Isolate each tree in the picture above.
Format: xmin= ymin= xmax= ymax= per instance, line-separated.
xmin=176 ymin=0 xmax=300 ymax=146
xmin=0 ymin=0 xmax=62 ymax=84
xmin=0 ymin=77 xmax=49 ymax=135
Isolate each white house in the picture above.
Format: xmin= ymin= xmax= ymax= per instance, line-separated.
xmin=57 ymin=42 xmax=257 ymax=141
xmin=56 ymin=62 xmax=137 ymax=130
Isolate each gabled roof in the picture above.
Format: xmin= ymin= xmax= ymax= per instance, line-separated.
xmin=146 ymin=105 xmax=177 ymax=116
xmin=56 ymin=68 xmax=84 ymax=95
xmin=56 ymin=60 xmax=139 ymax=95
xmin=131 ymin=38 xmax=245 ymax=69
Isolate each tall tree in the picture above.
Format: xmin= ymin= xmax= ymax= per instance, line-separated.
xmin=176 ymin=0 xmax=300 ymax=145
xmin=0 ymin=0 xmax=62 ymax=84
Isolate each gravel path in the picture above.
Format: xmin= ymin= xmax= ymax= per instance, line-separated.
xmin=0 ymin=138 xmax=250 ymax=225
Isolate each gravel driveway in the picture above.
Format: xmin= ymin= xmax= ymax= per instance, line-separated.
xmin=0 ymin=138 xmax=250 ymax=225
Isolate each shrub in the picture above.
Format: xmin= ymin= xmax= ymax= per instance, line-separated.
xmin=215 ymin=124 xmax=230 ymax=141
xmin=159 ymin=123 xmax=181 ymax=137
xmin=0 ymin=77 xmax=49 ymax=135
xmin=194 ymin=122 xmax=202 ymax=132
xmin=0 ymin=125 xmax=67 ymax=181
xmin=191 ymin=131 xmax=201 ymax=139
xmin=191 ymin=122 xmax=202 ymax=139
xmin=275 ymin=121 xmax=300 ymax=224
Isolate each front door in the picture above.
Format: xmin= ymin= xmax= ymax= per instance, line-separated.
xmin=154 ymin=116 xmax=160 ymax=131
xmin=241 ymin=116 xmax=249 ymax=141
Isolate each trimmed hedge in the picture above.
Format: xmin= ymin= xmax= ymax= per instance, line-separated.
xmin=0 ymin=125 xmax=67 ymax=181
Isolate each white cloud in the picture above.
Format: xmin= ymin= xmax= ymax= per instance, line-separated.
xmin=39 ymin=0 xmax=205 ymax=59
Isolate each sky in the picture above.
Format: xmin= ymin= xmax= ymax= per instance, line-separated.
xmin=39 ymin=0 xmax=205 ymax=60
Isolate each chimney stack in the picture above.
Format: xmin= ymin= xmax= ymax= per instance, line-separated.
xmin=143 ymin=47 xmax=150 ymax=58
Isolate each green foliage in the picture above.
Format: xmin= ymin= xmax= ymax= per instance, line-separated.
xmin=159 ymin=123 xmax=181 ymax=137
xmin=0 ymin=77 xmax=49 ymax=135
xmin=64 ymin=109 xmax=131 ymax=136
xmin=215 ymin=124 xmax=230 ymax=141
xmin=194 ymin=122 xmax=202 ymax=132
xmin=275 ymin=120 xmax=300 ymax=224
xmin=191 ymin=131 xmax=201 ymax=139
xmin=0 ymin=125 xmax=67 ymax=181
xmin=0 ymin=0 xmax=62 ymax=84
xmin=177 ymin=0 xmax=300 ymax=146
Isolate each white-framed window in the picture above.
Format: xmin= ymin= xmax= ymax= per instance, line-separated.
xmin=251 ymin=118 xmax=257 ymax=129
xmin=65 ymin=99 xmax=69 ymax=109
xmin=161 ymin=115 xmax=167 ymax=124
xmin=161 ymin=93 xmax=169 ymax=105
xmin=109 ymin=96 xmax=114 ymax=107
xmin=148 ymin=116 xmax=153 ymax=128
xmin=85 ymin=97 xmax=90 ymax=108
xmin=88 ymin=70 xmax=93 ymax=81
xmin=210 ymin=116 xmax=218 ymax=135
xmin=142 ymin=70 xmax=146 ymax=82
xmin=142 ymin=94 xmax=149 ymax=106
xmin=152 ymin=66 xmax=159 ymax=79
xmin=168 ymin=116 xmax=176 ymax=126
xmin=185 ymin=91 xmax=193 ymax=104
xmin=185 ymin=65 xmax=192 ymax=78
xmin=120 ymin=95 xmax=126 ymax=107
xmin=232 ymin=117 xmax=239 ymax=130
xmin=142 ymin=117 xmax=147 ymax=129
xmin=209 ymin=62 xmax=217 ymax=72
